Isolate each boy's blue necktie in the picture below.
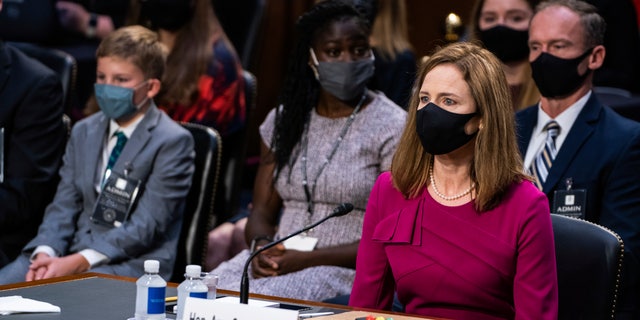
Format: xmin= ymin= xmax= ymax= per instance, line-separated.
xmin=107 ymin=131 xmax=128 ymax=170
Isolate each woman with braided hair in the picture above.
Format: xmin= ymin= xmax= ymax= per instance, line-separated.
xmin=211 ymin=0 xmax=406 ymax=301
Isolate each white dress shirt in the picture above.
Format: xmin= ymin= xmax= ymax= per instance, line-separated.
xmin=523 ymin=91 xmax=592 ymax=170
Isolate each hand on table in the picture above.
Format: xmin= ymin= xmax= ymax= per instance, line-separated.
xmin=26 ymin=253 xmax=90 ymax=281
xmin=250 ymin=243 xmax=307 ymax=278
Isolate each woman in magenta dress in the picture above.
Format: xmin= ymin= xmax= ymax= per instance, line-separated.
xmin=349 ymin=42 xmax=558 ymax=319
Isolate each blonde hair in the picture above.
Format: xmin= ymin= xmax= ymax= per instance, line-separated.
xmin=370 ymin=0 xmax=412 ymax=60
xmin=391 ymin=42 xmax=529 ymax=212
xmin=96 ymin=25 xmax=167 ymax=80
xmin=516 ymin=67 xmax=540 ymax=110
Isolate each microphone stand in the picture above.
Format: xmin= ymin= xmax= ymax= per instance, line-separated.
xmin=239 ymin=203 xmax=353 ymax=304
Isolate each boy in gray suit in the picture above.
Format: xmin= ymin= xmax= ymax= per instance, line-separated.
xmin=0 ymin=25 xmax=195 ymax=283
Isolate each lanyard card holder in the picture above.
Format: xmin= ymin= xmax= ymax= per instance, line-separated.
xmin=91 ymin=170 xmax=141 ymax=228
xmin=552 ymin=178 xmax=587 ymax=219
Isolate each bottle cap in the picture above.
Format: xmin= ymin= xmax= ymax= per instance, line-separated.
xmin=144 ymin=260 xmax=160 ymax=273
xmin=185 ymin=265 xmax=202 ymax=277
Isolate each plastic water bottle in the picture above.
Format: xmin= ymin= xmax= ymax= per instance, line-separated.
xmin=176 ymin=265 xmax=208 ymax=320
xmin=135 ymin=260 xmax=167 ymax=320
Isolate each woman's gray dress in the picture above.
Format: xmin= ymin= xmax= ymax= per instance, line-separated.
xmin=212 ymin=92 xmax=406 ymax=301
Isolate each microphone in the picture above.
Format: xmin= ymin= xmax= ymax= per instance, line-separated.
xmin=239 ymin=202 xmax=354 ymax=304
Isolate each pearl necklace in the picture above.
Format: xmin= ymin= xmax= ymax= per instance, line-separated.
xmin=429 ymin=166 xmax=475 ymax=201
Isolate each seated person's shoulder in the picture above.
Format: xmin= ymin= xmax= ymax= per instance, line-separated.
xmin=156 ymin=112 xmax=196 ymax=143
xmin=5 ymin=44 xmax=57 ymax=78
xmin=374 ymin=171 xmax=397 ymax=193
xmin=508 ymin=180 xmax=546 ymax=204
xmin=369 ymin=91 xmax=407 ymax=122
xmin=69 ymin=111 xmax=103 ymax=136
xmin=373 ymin=172 xmax=405 ymax=202
xmin=212 ymin=38 xmax=239 ymax=66
xmin=260 ymin=107 xmax=279 ymax=129
xmin=601 ymin=106 xmax=640 ymax=140
xmin=378 ymin=171 xmax=393 ymax=184
xmin=515 ymin=104 xmax=538 ymax=118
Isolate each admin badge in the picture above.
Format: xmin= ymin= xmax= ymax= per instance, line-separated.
xmin=115 ymin=177 xmax=128 ymax=190
xmin=553 ymin=189 xmax=586 ymax=219
xmin=564 ymin=194 xmax=575 ymax=205
xmin=91 ymin=171 xmax=141 ymax=228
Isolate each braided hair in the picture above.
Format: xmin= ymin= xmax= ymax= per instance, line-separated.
xmin=272 ymin=0 xmax=371 ymax=179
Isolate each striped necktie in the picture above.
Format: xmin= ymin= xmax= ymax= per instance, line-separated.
xmin=530 ymin=121 xmax=560 ymax=190
xmin=106 ymin=131 xmax=128 ymax=170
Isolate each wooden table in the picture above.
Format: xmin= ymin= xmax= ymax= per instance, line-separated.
xmin=0 ymin=273 xmax=440 ymax=320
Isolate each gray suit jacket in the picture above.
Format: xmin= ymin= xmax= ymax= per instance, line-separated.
xmin=24 ymin=104 xmax=195 ymax=279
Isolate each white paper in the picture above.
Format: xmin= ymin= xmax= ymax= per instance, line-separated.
xmin=184 ymin=297 xmax=298 ymax=320
xmin=283 ymin=235 xmax=318 ymax=251
xmin=0 ymin=295 xmax=61 ymax=315
xmin=214 ymin=296 xmax=279 ymax=307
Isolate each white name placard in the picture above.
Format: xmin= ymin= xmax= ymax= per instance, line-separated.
xmin=183 ymin=297 xmax=298 ymax=320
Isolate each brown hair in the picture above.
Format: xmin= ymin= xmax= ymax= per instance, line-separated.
xmin=130 ymin=0 xmax=235 ymax=106
xmin=95 ymin=25 xmax=167 ymax=80
xmin=370 ymin=0 xmax=413 ymax=60
xmin=391 ymin=42 xmax=529 ymax=212
xmin=516 ymin=67 xmax=540 ymax=110
xmin=161 ymin=0 xmax=221 ymax=106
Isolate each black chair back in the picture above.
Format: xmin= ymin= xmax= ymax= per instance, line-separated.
xmin=9 ymin=42 xmax=77 ymax=115
xmin=172 ymin=122 xmax=222 ymax=282
xmin=216 ymin=70 xmax=257 ymax=222
xmin=594 ymin=86 xmax=640 ymax=123
xmin=552 ymin=214 xmax=624 ymax=319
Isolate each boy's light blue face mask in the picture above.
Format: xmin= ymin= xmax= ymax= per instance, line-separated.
xmin=94 ymin=81 xmax=149 ymax=120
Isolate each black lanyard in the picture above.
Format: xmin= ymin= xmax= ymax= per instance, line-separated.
xmin=300 ymin=93 xmax=367 ymax=216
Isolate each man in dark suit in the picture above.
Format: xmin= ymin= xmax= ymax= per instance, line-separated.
xmin=516 ymin=1 xmax=640 ymax=318
xmin=0 ymin=0 xmax=67 ymax=267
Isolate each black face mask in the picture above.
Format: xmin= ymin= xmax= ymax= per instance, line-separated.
xmin=416 ymin=102 xmax=478 ymax=155
xmin=530 ymin=49 xmax=593 ymax=98
xmin=141 ymin=0 xmax=193 ymax=31
xmin=478 ymin=25 xmax=529 ymax=63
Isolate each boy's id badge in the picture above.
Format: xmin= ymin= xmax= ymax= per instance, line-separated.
xmin=552 ymin=189 xmax=586 ymax=218
xmin=91 ymin=170 xmax=141 ymax=228
xmin=283 ymin=235 xmax=318 ymax=252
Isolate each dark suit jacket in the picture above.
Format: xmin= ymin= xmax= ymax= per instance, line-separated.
xmin=516 ymin=94 xmax=640 ymax=318
xmin=370 ymin=48 xmax=416 ymax=109
xmin=0 ymin=41 xmax=66 ymax=267
xmin=24 ymin=104 xmax=195 ymax=279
